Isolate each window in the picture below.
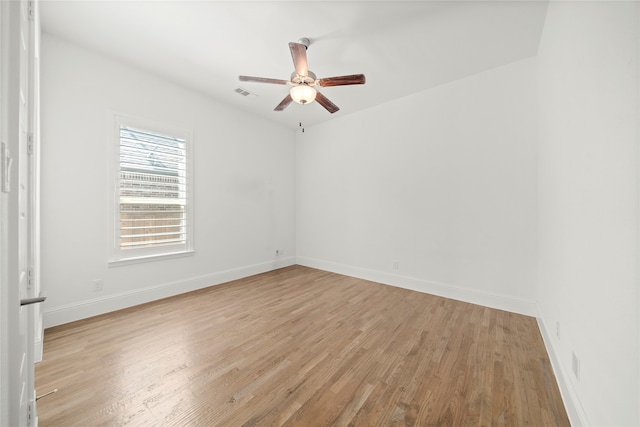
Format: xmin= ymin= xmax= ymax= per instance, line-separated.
xmin=110 ymin=115 xmax=193 ymax=263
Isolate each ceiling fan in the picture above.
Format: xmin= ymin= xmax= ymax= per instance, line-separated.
xmin=239 ymin=38 xmax=366 ymax=114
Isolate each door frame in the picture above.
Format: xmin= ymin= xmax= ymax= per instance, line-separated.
xmin=29 ymin=0 xmax=42 ymax=365
xmin=0 ymin=0 xmax=40 ymax=424
xmin=0 ymin=1 xmax=8 ymax=423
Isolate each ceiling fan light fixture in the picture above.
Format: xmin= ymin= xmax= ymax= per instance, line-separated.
xmin=239 ymin=39 xmax=364 ymax=114
xmin=290 ymin=84 xmax=316 ymax=105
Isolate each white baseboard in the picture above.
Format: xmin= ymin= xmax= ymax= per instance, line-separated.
xmin=43 ymin=257 xmax=296 ymax=328
xmin=296 ymin=256 xmax=538 ymax=317
xmin=296 ymin=258 xmax=587 ymax=422
xmin=536 ymin=314 xmax=589 ymax=427
xmin=42 ymin=256 xmax=588 ymax=426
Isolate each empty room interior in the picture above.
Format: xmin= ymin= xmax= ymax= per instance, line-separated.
xmin=3 ymin=0 xmax=639 ymax=426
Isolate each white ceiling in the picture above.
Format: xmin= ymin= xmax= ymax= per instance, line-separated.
xmin=39 ymin=1 xmax=549 ymax=130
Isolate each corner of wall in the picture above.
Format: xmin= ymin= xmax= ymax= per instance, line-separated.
xmin=536 ymin=308 xmax=589 ymax=427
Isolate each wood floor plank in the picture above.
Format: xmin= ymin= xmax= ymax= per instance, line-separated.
xmin=35 ymin=265 xmax=570 ymax=426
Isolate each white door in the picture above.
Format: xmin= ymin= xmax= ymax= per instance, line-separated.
xmin=17 ymin=0 xmax=36 ymax=424
xmin=1 ymin=0 xmax=39 ymax=425
xmin=18 ymin=0 xmax=34 ymax=423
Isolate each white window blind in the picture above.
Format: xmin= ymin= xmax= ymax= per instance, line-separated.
xmin=111 ymin=119 xmax=193 ymax=262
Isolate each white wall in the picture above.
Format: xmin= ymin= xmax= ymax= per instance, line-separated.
xmin=40 ymin=34 xmax=296 ymax=327
xmin=40 ymin=5 xmax=640 ymax=424
xmin=296 ymin=57 xmax=538 ymax=315
xmin=537 ymin=2 xmax=639 ymax=426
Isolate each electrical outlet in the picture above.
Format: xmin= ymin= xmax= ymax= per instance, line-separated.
xmin=275 ymin=249 xmax=283 ymax=256
xmin=392 ymin=260 xmax=399 ymax=270
xmin=572 ymin=352 xmax=580 ymax=381
xmin=92 ymin=280 xmax=103 ymax=292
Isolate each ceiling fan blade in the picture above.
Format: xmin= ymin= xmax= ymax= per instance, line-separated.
xmin=317 ymin=74 xmax=366 ymax=87
xmin=289 ymin=42 xmax=308 ymax=77
xmin=315 ymin=91 xmax=339 ymax=114
xmin=274 ymin=94 xmax=293 ymax=111
xmin=239 ymin=76 xmax=289 ymax=85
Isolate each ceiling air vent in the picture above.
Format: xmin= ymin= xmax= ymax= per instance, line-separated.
xmin=234 ymin=87 xmax=255 ymax=97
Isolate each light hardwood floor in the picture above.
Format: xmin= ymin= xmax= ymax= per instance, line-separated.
xmin=35 ymin=265 xmax=569 ymax=426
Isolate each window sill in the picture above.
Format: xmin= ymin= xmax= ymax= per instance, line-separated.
xmin=108 ymin=250 xmax=194 ymax=268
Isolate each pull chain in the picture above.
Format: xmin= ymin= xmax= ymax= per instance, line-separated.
xmin=298 ymin=103 xmax=306 ymax=133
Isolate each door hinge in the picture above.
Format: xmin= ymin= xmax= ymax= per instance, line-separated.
xmin=27 ymin=132 xmax=34 ymax=155
xmin=1 ymin=142 xmax=12 ymax=193
xmin=28 ymin=1 xmax=35 ymax=21
xmin=27 ymin=401 xmax=33 ymax=423
xmin=27 ymin=266 xmax=34 ymax=289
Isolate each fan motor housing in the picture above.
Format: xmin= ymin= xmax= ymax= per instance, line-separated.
xmin=298 ymin=37 xmax=311 ymax=49
xmin=291 ymin=71 xmax=316 ymax=85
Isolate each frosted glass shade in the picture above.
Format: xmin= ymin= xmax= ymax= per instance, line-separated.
xmin=290 ymin=84 xmax=316 ymax=104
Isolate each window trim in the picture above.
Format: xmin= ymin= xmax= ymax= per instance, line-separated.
xmin=108 ymin=113 xmax=194 ymax=266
